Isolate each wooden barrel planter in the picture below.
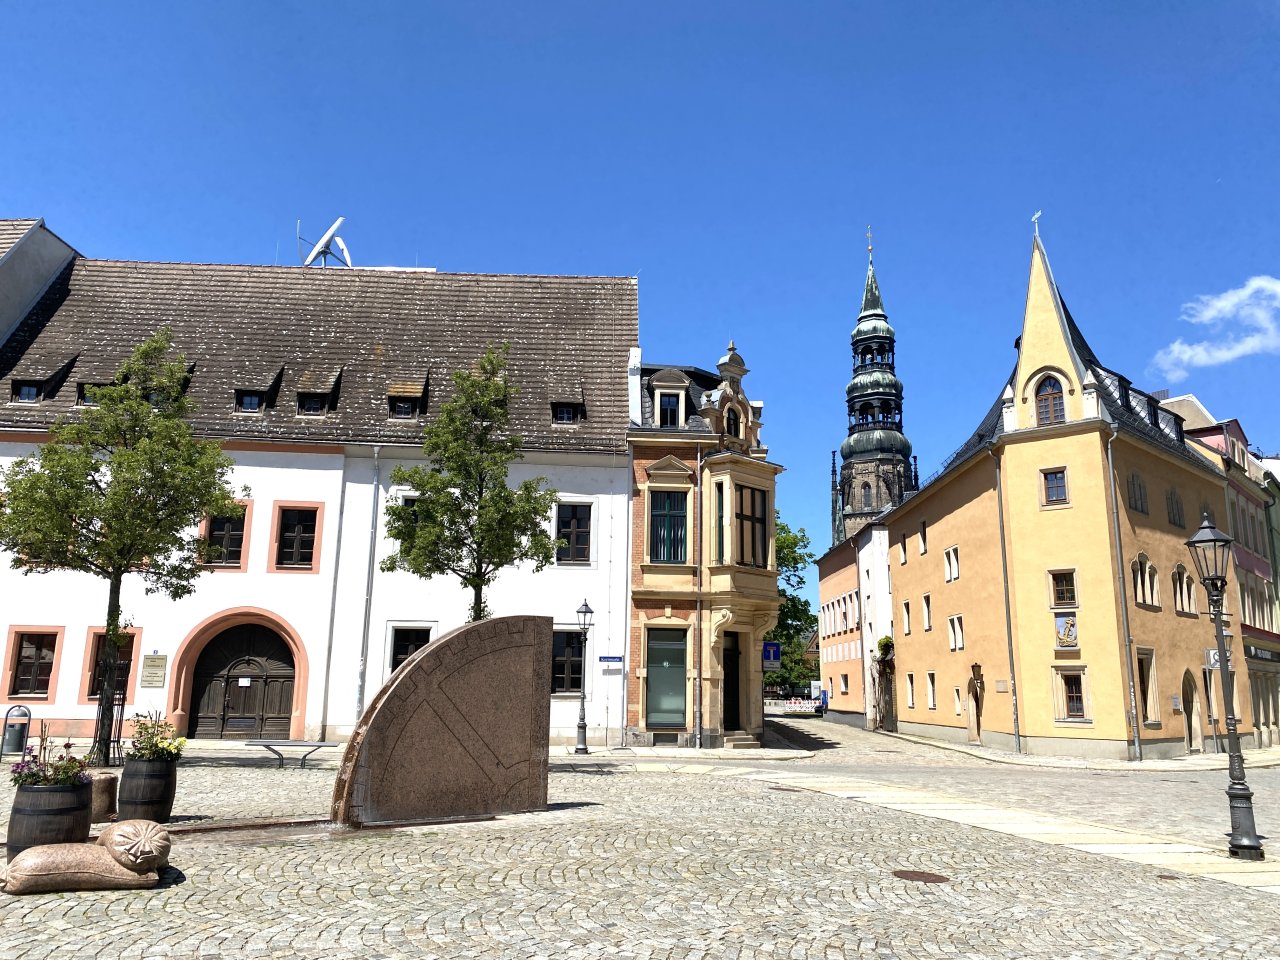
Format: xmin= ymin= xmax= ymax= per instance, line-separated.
xmin=117 ymin=759 xmax=178 ymax=823
xmin=6 ymin=782 xmax=92 ymax=862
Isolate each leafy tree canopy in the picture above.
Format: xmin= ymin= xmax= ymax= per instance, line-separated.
xmin=381 ymin=344 xmax=559 ymax=621
xmin=0 ymin=328 xmax=243 ymax=762
xmin=764 ymin=515 xmax=819 ymax=691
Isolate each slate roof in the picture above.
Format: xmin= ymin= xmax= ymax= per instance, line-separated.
xmin=0 ymin=220 xmax=39 ymax=261
xmin=634 ymin=363 xmax=722 ymax=433
xmin=914 ymin=293 xmax=1220 ymax=496
xmin=0 ymin=257 xmax=638 ymax=453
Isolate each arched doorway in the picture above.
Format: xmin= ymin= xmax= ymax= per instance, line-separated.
xmin=1182 ymin=670 xmax=1204 ymax=754
xmin=188 ymin=624 xmax=295 ymax=739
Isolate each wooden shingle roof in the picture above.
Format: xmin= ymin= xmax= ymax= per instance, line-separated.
xmin=0 ymin=258 xmax=638 ymax=453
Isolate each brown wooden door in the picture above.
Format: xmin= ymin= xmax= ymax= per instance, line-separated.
xmin=189 ymin=625 xmax=295 ymax=739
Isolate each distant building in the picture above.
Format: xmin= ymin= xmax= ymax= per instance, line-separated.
xmin=1164 ymin=396 xmax=1280 ymax=750
xmin=818 ymin=251 xmax=915 ymax=729
xmin=624 ymin=344 xmax=784 ymax=747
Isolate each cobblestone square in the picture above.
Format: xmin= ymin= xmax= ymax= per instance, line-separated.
xmin=3 ymin=732 xmax=1280 ymax=959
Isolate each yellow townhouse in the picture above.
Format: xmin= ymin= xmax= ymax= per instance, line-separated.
xmin=883 ymin=235 xmax=1253 ymax=759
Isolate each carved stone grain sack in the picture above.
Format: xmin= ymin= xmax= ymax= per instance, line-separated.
xmin=0 ymin=845 xmax=158 ymax=895
xmin=97 ymin=819 xmax=171 ymax=871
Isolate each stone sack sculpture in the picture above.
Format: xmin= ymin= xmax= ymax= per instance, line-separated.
xmin=0 ymin=819 xmax=170 ymax=896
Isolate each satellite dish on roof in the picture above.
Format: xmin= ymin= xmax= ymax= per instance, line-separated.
xmin=297 ymin=217 xmax=353 ymax=267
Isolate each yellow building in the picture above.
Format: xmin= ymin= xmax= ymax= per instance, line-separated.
xmin=882 ymin=236 xmax=1254 ymax=759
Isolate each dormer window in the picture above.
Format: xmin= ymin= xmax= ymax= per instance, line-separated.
xmin=659 ymin=393 xmax=680 ymax=428
xmin=389 ymin=396 xmax=420 ymax=420
xmin=236 ymin=390 xmax=266 ymax=414
xmin=295 ymin=367 xmax=342 ymax=419
xmin=1036 ymin=376 xmax=1065 ymax=426
xmin=725 ymin=407 xmax=741 ymax=438
xmin=552 ymin=402 xmax=585 ymax=424
xmin=76 ymin=383 xmax=103 ymax=407
xmin=12 ymin=381 xmax=41 ymax=404
xmin=298 ymin=393 xmax=329 ymax=416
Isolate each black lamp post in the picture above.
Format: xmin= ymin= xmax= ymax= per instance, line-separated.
xmin=575 ymin=600 xmax=593 ymax=755
xmin=1186 ymin=513 xmax=1265 ymax=861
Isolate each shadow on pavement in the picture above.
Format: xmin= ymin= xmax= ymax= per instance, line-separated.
xmin=155 ymin=867 xmax=187 ymax=888
xmin=765 ymin=718 xmax=842 ymax=752
xmin=546 ymin=801 xmax=603 ymax=811
xmin=177 ymin=756 xmax=339 ymax=770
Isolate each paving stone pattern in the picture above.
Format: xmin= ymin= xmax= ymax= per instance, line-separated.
xmin=3 ymin=768 xmax=1280 ymax=959
xmin=775 ymin=717 xmax=1280 ymax=851
xmin=0 ymin=756 xmax=337 ymax=834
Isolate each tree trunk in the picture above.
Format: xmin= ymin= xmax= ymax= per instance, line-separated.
xmin=90 ymin=576 xmax=124 ymax=767
xmin=470 ymin=581 xmax=485 ymax=623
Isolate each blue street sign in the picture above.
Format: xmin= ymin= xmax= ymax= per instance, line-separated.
xmin=762 ymin=641 xmax=782 ymax=671
xmin=599 ymin=655 xmax=623 ymax=663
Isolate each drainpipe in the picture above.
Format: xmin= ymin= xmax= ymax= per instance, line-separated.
xmin=620 ymin=448 xmax=633 ymax=748
xmin=988 ymin=444 xmax=1022 ymax=754
xmin=354 ymin=445 xmax=382 ymax=721
xmin=606 ymin=450 xmax=619 ymax=749
xmin=694 ymin=443 xmax=704 ymax=749
xmin=318 ymin=452 xmax=351 ymax=739
xmin=1105 ymin=424 xmax=1142 ymax=761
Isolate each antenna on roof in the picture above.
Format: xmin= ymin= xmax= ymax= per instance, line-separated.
xmin=297 ymin=217 xmax=353 ymax=267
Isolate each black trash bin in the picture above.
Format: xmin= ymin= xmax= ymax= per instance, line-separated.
xmin=2 ymin=705 xmax=32 ymax=758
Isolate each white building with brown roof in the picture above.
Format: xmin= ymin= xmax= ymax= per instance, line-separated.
xmin=0 ymin=218 xmax=638 ymax=745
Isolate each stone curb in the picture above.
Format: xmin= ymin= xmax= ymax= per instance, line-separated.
xmin=877 ymin=729 xmax=1280 ymax=771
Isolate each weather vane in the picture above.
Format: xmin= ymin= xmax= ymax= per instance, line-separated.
xmin=866 ymin=224 xmax=873 ymax=255
xmin=1031 ymin=210 xmax=1042 ymax=238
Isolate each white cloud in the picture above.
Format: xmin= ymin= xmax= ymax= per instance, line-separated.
xmin=1151 ymin=276 xmax=1280 ymax=383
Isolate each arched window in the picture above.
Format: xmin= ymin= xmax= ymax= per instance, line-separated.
xmin=1174 ymin=564 xmax=1195 ymax=613
xmin=725 ymin=407 xmax=740 ymax=438
xmin=1132 ymin=553 xmax=1159 ymax=607
xmin=1036 ymin=376 xmax=1066 ymax=425
xmin=1127 ymin=472 xmax=1148 ymax=514
xmin=861 ymin=482 xmax=872 ymax=510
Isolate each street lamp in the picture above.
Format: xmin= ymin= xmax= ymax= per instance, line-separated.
xmin=1186 ymin=513 xmax=1265 ymax=861
xmin=574 ymin=599 xmax=593 ymax=755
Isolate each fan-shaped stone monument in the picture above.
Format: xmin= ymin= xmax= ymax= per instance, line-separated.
xmin=332 ymin=615 xmax=553 ymax=826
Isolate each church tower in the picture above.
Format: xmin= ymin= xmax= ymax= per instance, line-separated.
xmin=833 ymin=243 xmax=917 ymax=543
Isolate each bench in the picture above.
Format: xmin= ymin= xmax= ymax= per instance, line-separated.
xmin=245 ymin=740 xmax=341 ymax=769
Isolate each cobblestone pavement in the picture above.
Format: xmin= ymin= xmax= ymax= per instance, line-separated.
xmin=0 ymin=753 xmax=337 ymax=834
xmin=769 ymin=717 xmax=1280 ymax=851
xmin=4 ymin=768 xmax=1280 ymax=960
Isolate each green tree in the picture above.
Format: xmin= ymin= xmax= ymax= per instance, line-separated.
xmin=763 ymin=515 xmax=819 ymax=692
xmin=381 ymin=344 xmax=559 ymax=622
xmin=0 ymin=329 xmax=242 ymax=764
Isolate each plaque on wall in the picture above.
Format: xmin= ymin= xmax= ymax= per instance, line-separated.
xmin=139 ymin=654 xmax=168 ymax=688
xmin=1054 ymin=613 xmax=1078 ymax=649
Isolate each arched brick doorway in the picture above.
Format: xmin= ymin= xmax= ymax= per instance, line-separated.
xmin=169 ymin=608 xmax=309 ymax=740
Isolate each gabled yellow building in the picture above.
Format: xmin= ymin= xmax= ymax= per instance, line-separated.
xmin=885 ymin=236 xmax=1253 ymax=759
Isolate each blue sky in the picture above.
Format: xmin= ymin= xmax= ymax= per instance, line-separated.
xmin=4 ymin=3 xmax=1279 ymax=601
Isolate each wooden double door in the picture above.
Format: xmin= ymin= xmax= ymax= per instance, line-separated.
xmin=189 ymin=624 xmax=295 ymax=739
